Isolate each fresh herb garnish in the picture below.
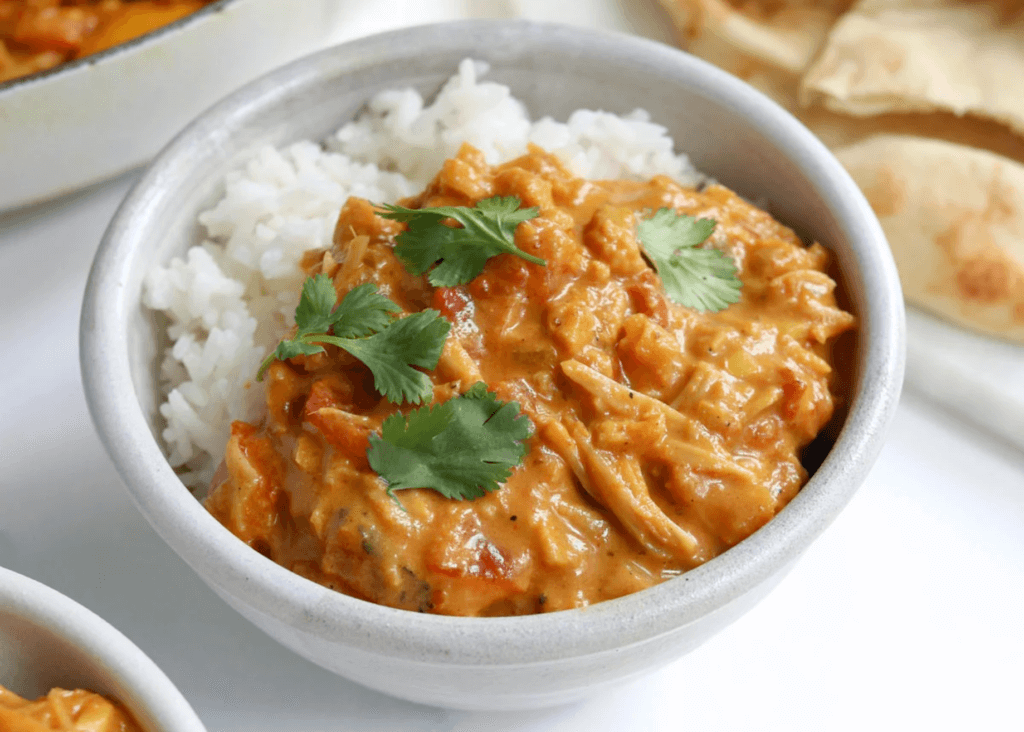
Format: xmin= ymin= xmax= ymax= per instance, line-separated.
xmin=366 ymin=382 xmax=533 ymax=501
xmin=379 ymin=196 xmax=545 ymax=286
xmin=637 ymin=209 xmax=742 ymax=312
xmin=257 ymin=274 xmax=450 ymax=405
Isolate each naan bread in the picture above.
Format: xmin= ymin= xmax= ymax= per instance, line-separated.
xmin=836 ymin=134 xmax=1024 ymax=343
xmin=801 ymin=0 xmax=1024 ymax=135
xmin=659 ymin=0 xmax=1024 ymax=342
xmin=800 ymin=106 xmax=1024 ymax=166
xmin=660 ymin=0 xmax=1024 ymax=165
xmin=657 ymin=0 xmax=851 ymax=83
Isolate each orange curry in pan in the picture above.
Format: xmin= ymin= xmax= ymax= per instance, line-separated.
xmin=0 ymin=0 xmax=215 ymax=84
xmin=0 ymin=684 xmax=141 ymax=732
xmin=205 ymin=144 xmax=856 ymax=616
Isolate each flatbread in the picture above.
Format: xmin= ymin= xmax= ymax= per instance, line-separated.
xmin=659 ymin=0 xmax=1024 ymax=342
xmin=800 ymin=106 xmax=1024 ymax=167
xmin=801 ymin=0 xmax=1024 ymax=135
xmin=835 ymin=134 xmax=1024 ymax=343
xmin=657 ymin=0 xmax=852 ymax=75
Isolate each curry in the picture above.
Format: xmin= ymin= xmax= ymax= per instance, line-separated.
xmin=205 ymin=144 xmax=856 ymax=616
xmin=0 ymin=685 xmax=141 ymax=732
xmin=0 ymin=0 xmax=215 ymax=84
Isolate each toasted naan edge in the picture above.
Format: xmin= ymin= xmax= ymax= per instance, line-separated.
xmin=801 ymin=0 xmax=1024 ymax=136
xmin=801 ymin=107 xmax=1024 ymax=168
xmin=835 ymin=134 xmax=1024 ymax=344
xmin=658 ymin=0 xmax=851 ymax=75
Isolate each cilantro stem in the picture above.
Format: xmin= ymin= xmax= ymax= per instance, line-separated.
xmin=257 ymin=333 xmax=361 ymax=381
xmin=256 ymin=354 xmax=276 ymax=382
xmin=504 ymin=249 xmax=546 ymax=266
xmin=257 ymin=334 xmax=328 ymax=381
xmin=255 ymin=278 xmax=449 ymax=404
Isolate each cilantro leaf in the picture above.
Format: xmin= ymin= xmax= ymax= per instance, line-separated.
xmin=367 ymin=382 xmax=533 ymax=501
xmin=337 ymin=310 xmax=450 ymax=405
xmin=328 ymin=281 xmax=399 ymax=338
xmin=293 ymin=274 xmax=339 ymax=336
xmin=256 ymin=275 xmax=449 ymax=405
xmin=379 ymin=195 xmax=545 ymax=286
xmin=269 ymin=338 xmax=325 ymax=363
xmin=637 ymin=209 xmax=742 ymax=312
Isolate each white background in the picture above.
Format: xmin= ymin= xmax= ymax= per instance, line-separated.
xmin=1 ymin=2 xmax=1023 ymax=730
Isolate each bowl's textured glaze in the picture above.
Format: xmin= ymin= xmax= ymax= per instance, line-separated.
xmin=80 ymin=20 xmax=905 ymax=710
xmin=0 ymin=566 xmax=206 ymax=731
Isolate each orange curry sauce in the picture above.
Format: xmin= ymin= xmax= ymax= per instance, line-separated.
xmin=205 ymin=144 xmax=856 ymax=616
xmin=0 ymin=685 xmax=141 ymax=732
xmin=0 ymin=0 xmax=214 ymax=84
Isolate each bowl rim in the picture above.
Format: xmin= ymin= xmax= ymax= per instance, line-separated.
xmin=0 ymin=0 xmax=240 ymax=95
xmin=0 ymin=566 xmax=206 ymax=731
xmin=81 ymin=19 xmax=905 ymax=666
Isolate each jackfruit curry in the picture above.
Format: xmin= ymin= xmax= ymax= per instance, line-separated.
xmin=0 ymin=684 xmax=141 ymax=732
xmin=205 ymin=144 xmax=856 ymax=616
xmin=0 ymin=0 xmax=215 ymax=84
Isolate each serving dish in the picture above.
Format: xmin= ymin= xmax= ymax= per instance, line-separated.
xmin=0 ymin=565 xmax=206 ymax=731
xmin=0 ymin=0 xmax=346 ymax=213
xmin=80 ymin=19 xmax=905 ymax=710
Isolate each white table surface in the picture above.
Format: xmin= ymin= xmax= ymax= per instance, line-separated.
xmin=2 ymin=3 xmax=1023 ymax=731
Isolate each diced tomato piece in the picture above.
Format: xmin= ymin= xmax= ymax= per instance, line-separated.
xmin=425 ymin=526 xmax=530 ymax=614
xmin=430 ymin=532 xmax=514 ymax=582
xmin=432 ymin=285 xmax=473 ymax=323
xmin=305 ymin=406 xmax=372 ymax=469
xmin=302 ymin=379 xmax=342 ymax=418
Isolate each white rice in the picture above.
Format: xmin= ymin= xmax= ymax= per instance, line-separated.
xmin=144 ymin=58 xmax=703 ymax=490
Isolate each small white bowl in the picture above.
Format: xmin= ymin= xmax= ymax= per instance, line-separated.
xmin=0 ymin=566 xmax=206 ymax=731
xmin=0 ymin=0 xmax=346 ymax=212
xmin=81 ymin=20 xmax=905 ymax=710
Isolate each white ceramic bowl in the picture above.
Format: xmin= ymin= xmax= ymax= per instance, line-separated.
xmin=81 ymin=20 xmax=905 ymax=711
xmin=0 ymin=0 xmax=347 ymax=212
xmin=0 ymin=566 xmax=206 ymax=731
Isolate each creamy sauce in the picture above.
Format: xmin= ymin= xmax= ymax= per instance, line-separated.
xmin=0 ymin=685 xmax=141 ymax=732
xmin=205 ymin=144 xmax=856 ymax=616
xmin=1 ymin=0 xmax=213 ymax=84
